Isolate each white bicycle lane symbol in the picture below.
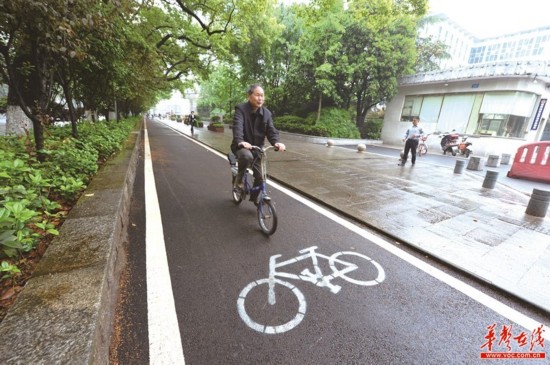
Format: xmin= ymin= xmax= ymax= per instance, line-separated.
xmin=237 ymin=246 xmax=386 ymax=334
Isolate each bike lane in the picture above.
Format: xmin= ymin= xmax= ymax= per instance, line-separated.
xmin=137 ymin=119 xmax=548 ymax=364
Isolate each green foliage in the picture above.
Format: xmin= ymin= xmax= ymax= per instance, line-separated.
xmin=0 ymin=117 xmax=138 ymax=267
xmin=306 ymin=108 xmax=360 ymax=138
xmin=198 ymin=64 xmax=245 ymax=115
xmin=274 ymin=108 xmax=360 ymax=138
xmin=273 ymin=115 xmax=314 ymax=134
xmin=359 ymin=119 xmax=384 ymax=139
xmin=0 ymin=261 xmax=20 ymax=281
xmin=196 ymin=0 xmax=431 ymax=129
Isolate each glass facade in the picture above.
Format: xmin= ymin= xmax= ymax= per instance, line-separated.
xmin=401 ymin=91 xmax=536 ymax=138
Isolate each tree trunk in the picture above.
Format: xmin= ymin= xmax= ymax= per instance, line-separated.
xmin=60 ymin=73 xmax=79 ymax=138
xmin=355 ymin=90 xmax=368 ymax=137
xmin=316 ymin=92 xmax=323 ymax=124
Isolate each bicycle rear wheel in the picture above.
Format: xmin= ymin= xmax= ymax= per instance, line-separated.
xmin=257 ymin=199 xmax=277 ymax=235
xmin=232 ymin=175 xmax=244 ymax=204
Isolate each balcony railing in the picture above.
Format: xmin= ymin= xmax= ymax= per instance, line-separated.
xmin=399 ymin=60 xmax=550 ymax=85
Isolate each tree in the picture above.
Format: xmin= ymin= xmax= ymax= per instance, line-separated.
xmin=289 ymin=0 xmax=347 ymax=122
xmin=414 ymin=16 xmax=451 ymax=73
xmin=0 ymin=0 xmax=135 ymax=155
xmin=197 ymin=63 xmax=245 ymax=116
xmin=339 ymin=0 xmax=427 ymax=128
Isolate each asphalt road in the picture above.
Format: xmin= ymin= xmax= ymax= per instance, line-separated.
xmin=112 ymin=120 xmax=549 ymax=364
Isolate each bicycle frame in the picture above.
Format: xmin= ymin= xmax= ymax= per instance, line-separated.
xmin=241 ymin=146 xmax=274 ymax=201
xmin=267 ymin=246 xmax=358 ymax=304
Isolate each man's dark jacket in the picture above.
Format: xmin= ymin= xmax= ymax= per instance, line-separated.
xmin=230 ymin=102 xmax=280 ymax=153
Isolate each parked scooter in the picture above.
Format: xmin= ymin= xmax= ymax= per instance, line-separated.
xmin=440 ymin=131 xmax=460 ymax=156
xmin=439 ymin=131 xmax=473 ymax=157
xmin=456 ymin=136 xmax=473 ymax=157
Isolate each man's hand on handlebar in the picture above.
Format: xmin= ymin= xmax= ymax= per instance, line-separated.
xmin=238 ymin=142 xmax=286 ymax=152
xmin=238 ymin=142 xmax=253 ymax=150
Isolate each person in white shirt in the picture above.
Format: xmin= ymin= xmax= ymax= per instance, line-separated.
xmin=399 ymin=117 xmax=423 ymax=166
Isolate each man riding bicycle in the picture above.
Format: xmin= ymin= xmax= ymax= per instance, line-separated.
xmin=231 ymin=84 xmax=286 ymax=203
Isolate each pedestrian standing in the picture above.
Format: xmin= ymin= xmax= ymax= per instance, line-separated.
xmin=189 ymin=111 xmax=197 ymax=135
xmin=399 ymin=116 xmax=423 ymax=166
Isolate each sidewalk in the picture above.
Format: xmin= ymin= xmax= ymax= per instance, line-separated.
xmin=167 ymin=119 xmax=550 ymax=313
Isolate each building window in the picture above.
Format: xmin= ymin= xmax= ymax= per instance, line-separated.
xmin=468 ymin=46 xmax=486 ymax=64
xmin=400 ymin=96 xmax=423 ymax=121
xmin=486 ymin=44 xmax=501 ymax=62
xmin=477 ymin=91 xmax=536 ymax=138
xmin=477 ymin=114 xmax=529 ymax=138
xmin=477 ymin=114 xmax=507 ymax=136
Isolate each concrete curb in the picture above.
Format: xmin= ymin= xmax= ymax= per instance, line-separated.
xmin=0 ymin=124 xmax=141 ymax=364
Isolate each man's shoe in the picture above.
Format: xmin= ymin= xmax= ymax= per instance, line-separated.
xmin=398 ymin=163 xmax=405 ymax=166
xmin=233 ymin=173 xmax=244 ymax=189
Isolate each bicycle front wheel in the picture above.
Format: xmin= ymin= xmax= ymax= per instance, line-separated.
xmin=257 ymin=199 xmax=277 ymax=235
xmin=417 ymin=143 xmax=428 ymax=156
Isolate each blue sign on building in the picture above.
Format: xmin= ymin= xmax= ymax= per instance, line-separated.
xmin=531 ymin=98 xmax=547 ymax=130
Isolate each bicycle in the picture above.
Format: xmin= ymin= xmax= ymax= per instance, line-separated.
xmin=416 ymin=133 xmax=431 ymax=157
xmin=237 ymin=246 xmax=386 ymax=334
xmin=228 ymin=145 xmax=278 ymax=235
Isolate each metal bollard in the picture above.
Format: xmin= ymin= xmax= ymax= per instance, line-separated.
xmin=500 ymin=153 xmax=512 ymax=165
xmin=467 ymin=156 xmax=483 ymax=171
xmin=486 ymin=154 xmax=501 ymax=167
xmin=525 ymin=188 xmax=550 ymax=217
xmin=454 ymin=160 xmax=466 ymax=174
xmin=482 ymin=170 xmax=499 ymax=189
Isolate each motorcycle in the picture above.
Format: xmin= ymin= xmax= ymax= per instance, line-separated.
xmin=456 ymin=136 xmax=473 ymax=157
xmin=440 ymin=132 xmax=473 ymax=157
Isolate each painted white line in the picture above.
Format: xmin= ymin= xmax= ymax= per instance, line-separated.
xmin=144 ymin=121 xmax=186 ymax=364
xmin=159 ymin=119 xmax=549 ymax=338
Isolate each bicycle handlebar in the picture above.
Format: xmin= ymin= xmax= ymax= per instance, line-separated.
xmin=252 ymin=145 xmax=280 ymax=152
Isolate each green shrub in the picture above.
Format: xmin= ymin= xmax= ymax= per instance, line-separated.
xmin=359 ymin=118 xmax=383 ymax=139
xmin=0 ymin=117 xmax=139 ymax=264
xmin=305 ymin=108 xmax=360 ymax=139
xmin=274 ymin=109 xmax=361 ymax=138
xmin=273 ymin=116 xmax=313 ymax=134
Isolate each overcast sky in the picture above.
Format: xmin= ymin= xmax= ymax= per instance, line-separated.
xmin=429 ymin=0 xmax=550 ymax=38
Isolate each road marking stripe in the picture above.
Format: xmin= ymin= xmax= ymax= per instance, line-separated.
xmin=144 ymin=122 xmax=186 ymax=364
xmin=160 ymin=120 xmax=548 ymax=338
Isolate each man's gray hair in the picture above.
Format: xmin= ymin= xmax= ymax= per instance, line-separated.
xmin=247 ymin=84 xmax=263 ymax=95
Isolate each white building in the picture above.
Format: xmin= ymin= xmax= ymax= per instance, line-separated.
xmin=383 ymin=15 xmax=550 ymax=156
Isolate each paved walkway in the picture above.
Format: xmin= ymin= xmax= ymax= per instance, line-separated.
xmin=162 ymin=119 xmax=550 ymax=313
